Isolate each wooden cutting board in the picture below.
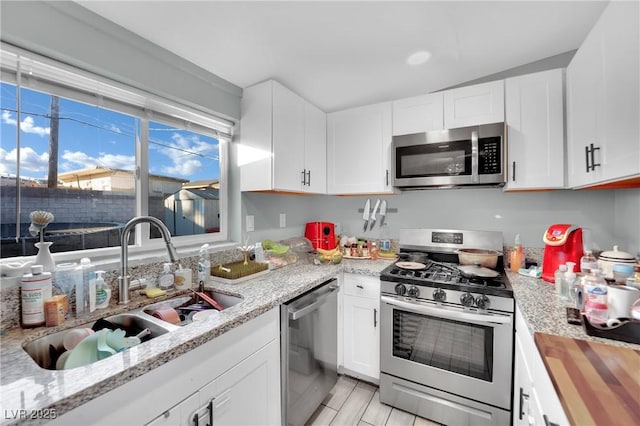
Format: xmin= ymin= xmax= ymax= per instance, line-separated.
xmin=534 ymin=333 xmax=640 ymax=426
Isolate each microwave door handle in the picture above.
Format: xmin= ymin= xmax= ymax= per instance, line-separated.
xmin=471 ymin=130 xmax=479 ymax=182
xmin=381 ymin=295 xmax=511 ymax=326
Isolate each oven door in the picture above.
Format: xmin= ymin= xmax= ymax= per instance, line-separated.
xmin=380 ymin=295 xmax=513 ymax=410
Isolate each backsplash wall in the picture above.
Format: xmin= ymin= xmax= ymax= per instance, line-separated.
xmin=242 ymin=188 xmax=640 ymax=256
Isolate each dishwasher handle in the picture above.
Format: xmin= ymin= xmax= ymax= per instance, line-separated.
xmin=288 ymin=284 xmax=338 ymax=320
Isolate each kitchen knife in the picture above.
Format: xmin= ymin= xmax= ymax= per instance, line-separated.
xmin=379 ymin=200 xmax=387 ymax=227
xmin=369 ymin=199 xmax=381 ymax=231
xmin=362 ymin=199 xmax=370 ymax=232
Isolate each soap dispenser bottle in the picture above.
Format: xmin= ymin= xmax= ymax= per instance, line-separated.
xmin=159 ymin=263 xmax=175 ymax=290
xmin=94 ymin=271 xmax=110 ymax=309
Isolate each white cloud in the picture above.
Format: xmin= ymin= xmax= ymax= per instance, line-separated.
xmin=2 ymin=110 xmax=50 ymax=137
xmin=152 ymin=132 xmax=218 ymax=177
xmin=61 ymin=150 xmax=135 ymax=171
xmin=0 ymin=146 xmax=49 ymax=175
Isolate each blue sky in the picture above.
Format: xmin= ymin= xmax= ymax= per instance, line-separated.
xmin=0 ymin=82 xmax=220 ymax=182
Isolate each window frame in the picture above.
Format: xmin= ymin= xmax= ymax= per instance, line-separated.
xmin=1 ymin=44 xmax=234 ymax=265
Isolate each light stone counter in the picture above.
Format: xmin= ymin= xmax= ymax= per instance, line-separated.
xmin=0 ymin=258 xmax=392 ymax=425
xmin=508 ymin=271 xmax=640 ymax=350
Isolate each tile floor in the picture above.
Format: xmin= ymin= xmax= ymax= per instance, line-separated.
xmin=306 ymin=375 xmax=440 ymax=426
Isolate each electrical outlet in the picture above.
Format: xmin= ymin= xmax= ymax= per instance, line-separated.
xmin=279 ymin=213 xmax=286 ymax=228
xmin=246 ymin=215 xmax=255 ymax=232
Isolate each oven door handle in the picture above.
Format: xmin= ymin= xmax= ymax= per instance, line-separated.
xmin=381 ymin=295 xmax=511 ymax=325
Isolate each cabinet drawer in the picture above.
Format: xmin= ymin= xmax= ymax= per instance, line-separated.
xmin=343 ymin=274 xmax=380 ymax=299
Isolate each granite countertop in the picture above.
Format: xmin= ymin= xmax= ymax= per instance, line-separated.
xmin=508 ymin=270 xmax=640 ymax=350
xmin=0 ymin=259 xmax=391 ymax=424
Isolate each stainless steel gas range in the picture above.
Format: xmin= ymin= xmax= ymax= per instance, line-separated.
xmin=379 ymin=229 xmax=514 ymax=426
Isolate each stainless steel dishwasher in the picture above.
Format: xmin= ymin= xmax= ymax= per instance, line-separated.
xmin=281 ymin=278 xmax=339 ymax=426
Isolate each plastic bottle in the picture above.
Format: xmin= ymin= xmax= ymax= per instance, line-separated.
xmin=197 ymin=243 xmax=211 ymax=288
xmin=583 ymin=268 xmax=607 ymax=306
xmin=554 ymin=264 xmax=567 ymax=295
xmin=21 ymin=265 xmax=53 ymax=327
xmin=509 ymin=234 xmax=525 ymax=273
xmin=580 ymin=250 xmax=598 ymax=274
xmin=158 ymin=263 xmax=175 ymax=290
xmin=94 ymin=271 xmax=110 ymax=309
xmin=76 ymin=258 xmax=95 ymax=318
xmin=562 ymin=262 xmax=576 ymax=302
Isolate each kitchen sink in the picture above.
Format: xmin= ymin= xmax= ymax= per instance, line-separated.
xmin=143 ymin=291 xmax=244 ymax=325
xmin=23 ymin=290 xmax=243 ymax=370
xmin=23 ymin=312 xmax=176 ymax=370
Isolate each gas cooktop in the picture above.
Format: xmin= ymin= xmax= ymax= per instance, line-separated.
xmin=379 ymin=229 xmax=514 ymax=299
xmin=381 ymin=258 xmax=513 ymax=298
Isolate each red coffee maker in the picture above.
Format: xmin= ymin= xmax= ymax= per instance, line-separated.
xmin=304 ymin=222 xmax=337 ymax=250
xmin=542 ymin=224 xmax=584 ymax=283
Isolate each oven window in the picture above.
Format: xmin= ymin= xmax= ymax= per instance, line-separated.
xmin=392 ymin=310 xmax=493 ymax=382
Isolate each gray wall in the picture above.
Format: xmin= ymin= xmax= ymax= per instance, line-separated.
xmin=0 ymin=1 xmax=242 ymax=121
xmin=242 ymin=188 xmax=640 ymax=256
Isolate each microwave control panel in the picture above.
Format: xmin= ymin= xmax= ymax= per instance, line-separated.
xmin=478 ymin=137 xmax=502 ymax=175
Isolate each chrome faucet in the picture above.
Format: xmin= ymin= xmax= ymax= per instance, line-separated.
xmin=118 ymin=216 xmax=179 ymax=304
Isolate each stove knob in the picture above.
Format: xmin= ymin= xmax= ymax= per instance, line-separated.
xmin=395 ymin=284 xmax=407 ymax=296
xmin=433 ymin=288 xmax=446 ymax=303
xmin=475 ymin=295 xmax=491 ymax=310
xmin=407 ymin=286 xmax=420 ymax=298
xmin=460 ymin=292 xmax=475 ymax=307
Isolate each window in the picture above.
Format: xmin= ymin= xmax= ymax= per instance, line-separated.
xmin=0 ymin=45 xmax=232 ymax=260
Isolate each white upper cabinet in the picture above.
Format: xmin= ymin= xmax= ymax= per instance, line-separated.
xmin=444 ymin=80 xmax=505 ymax=128
xmin=327 ymin=102 xmax=394 ymax=194
xmin=504 ymin=69 xmax=565 ymax=191
xmin=240 ymin=79 xmax=327 ymax=193
xmin=392 ymin=92 xmax=444 ymax=135
xmin=566 ymin=1 xmax=640 ymax=188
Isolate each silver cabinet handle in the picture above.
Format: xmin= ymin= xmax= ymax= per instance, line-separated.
xmin=512 ymin=161 xmax=516 ymax=181
xmin=519 ymin=387 xmax=529 ymax=420
xmin=356 ymin=284 xmax=364 ymax=289
xmin=385 ymin=169 xmax=389 ymax=186
xmin=306 ymin=170 xmax=311 ymax=186
xmin=301 ymin=169 xmax=307 ymax=185
xmin=585 ymin=145 xmax=590 ymax=173
xmin=374 ymin=308 xmax=377 ymax=328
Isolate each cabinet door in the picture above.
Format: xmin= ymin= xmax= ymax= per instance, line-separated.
xmin=304 ymin=102 xmax=327 ymax=193
xmin=273 ymin=81 xmax=305 ymax=192
xmin=597 ymin=1 xmax=639 ymax=183
xmin=327 ymin=102 xmax=393 ymax=194
xmin=567 ymin=1 xmax=640 ymax=187
xmin=343 ymin=294 xmax=380 ymax=380
xmin=392 ymin=92 xmax=444 ymax=135
xmin=240 ymin=81 xmax=275 ymax=191
xmin=505 ymin=69 xmax=565 ymax=190
xmin=513 ymin=333 xmax=534 ymax=426
xmin=444 ymin=80 xmax=505 ymax=128
xmin=198 ymin=339 xmax=281 ymax=426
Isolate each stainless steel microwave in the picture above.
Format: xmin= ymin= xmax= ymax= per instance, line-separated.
xmin=391 ymin=122 xmax=506 ymax=189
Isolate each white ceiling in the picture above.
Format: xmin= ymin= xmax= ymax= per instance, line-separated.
xmin=76 ymin=1 xmax=608 ymax=113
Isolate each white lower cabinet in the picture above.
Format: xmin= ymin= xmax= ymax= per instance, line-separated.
xmin=51 ymin=309 xmax=281 ymax=426
xmin=513 ymin=306 xmax=569 ymax=426
xmin=341 ymin=273 xmax=380 ymax=381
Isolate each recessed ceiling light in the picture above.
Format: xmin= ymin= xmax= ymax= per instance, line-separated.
xmin=406 ymin=50 xmax=432 ymax=65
